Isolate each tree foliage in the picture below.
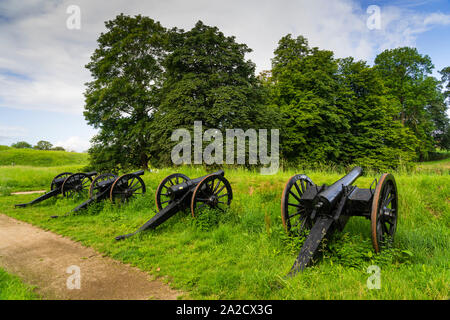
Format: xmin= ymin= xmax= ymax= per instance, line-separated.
xmin=150 ymin=21 xmax=277 ymax=165
xmin=267 ymin=35 xmax=419 ymax=169
xmin=84 ymin=14 xmax=167 ymax=171
xmin=84 ymin=15 xmax=449 ymax=171
xmin=337 ymin=57 xmax=418 ymax=169
xmin=11 ymin=141 xmax=32 ymax=149
xmin=269 ymin=35 xmax=349 ymax=164
xmin=437 ymin=66 xmax=450 ymax=150
xmin=33 ymin=140 xmax=53 ymax=151
xmin=374 ymin=47 xmax=447 ymax=159
xmin=51 ymin=146 xmax=66 ymax=151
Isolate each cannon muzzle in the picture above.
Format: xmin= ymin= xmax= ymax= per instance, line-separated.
xmin=316 ymin=166 xmax=362 ymax=213
xmin=132 ymin=170 xmax=145 ymax=176
xmin=85 ymin=171 xmax=98 ymax=177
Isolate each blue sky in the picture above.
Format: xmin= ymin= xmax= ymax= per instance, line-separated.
xmin=0 ymin=0 xmax=449 ymax=152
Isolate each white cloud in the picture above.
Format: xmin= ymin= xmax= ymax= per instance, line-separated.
xmin=0 ymin=125 xmax=28 ymax=138
xmin=0 ymin=0 xmax=449 ymax=116
xmin=373 ymin=6 xmax=450 ymax=52
xmin=54 ymin=136 xmax=90 ymax=153
xmin=424 ymin=12 xmax=450 ymax=25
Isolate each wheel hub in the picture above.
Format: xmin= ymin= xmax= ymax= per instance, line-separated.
xmin=208 ymin=195 xmax=218 ymax=206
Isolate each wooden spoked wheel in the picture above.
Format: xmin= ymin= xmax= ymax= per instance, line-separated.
xmin=155 ymin=173 xmax=190 ymax=211
xmin=89 ymin=173 xmax=117 ymax=199
xmin=50 ymin=172 xmax=73 ymax=191
xmin=109 ymin=173 xmax=146 ymax=203
xmin=281 ymin=174 xmax=314 ymax=235
xmin=191 ymin=174 xmax=233 ymax=217
xmin=371 ymin=173 xmax=398 ymax=253
xmin=61 ymin=173 xmax=93 ymax=198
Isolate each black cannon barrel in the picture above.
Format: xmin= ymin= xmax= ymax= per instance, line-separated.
xmin=168 ymin=170 xmax=225 ymax=195
xmin=316 ymin=166 xmax=363 ymax=212
xmin=132 ymin=170 xmax=145 ymax=176
xmin=85 ymin=171 xmax=98 ymax=177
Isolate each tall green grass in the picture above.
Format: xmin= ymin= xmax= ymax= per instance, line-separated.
xmin=0 ymin=268 xmax=40 ymax=300
xmin=0 ymin=165 xmax=87 ymax=195
xmin=0 ymin=146 xmax=88 ymax=194
xmin=0 ymin=147 xmax=88 ymax=167
xmin=1 ymin=165 xmax=448 ymax=299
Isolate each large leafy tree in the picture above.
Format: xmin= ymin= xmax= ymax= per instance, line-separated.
xmin=268 ymin=35 xmax=419 ymax=169
xmin=436 ymin=66 xmax=450 ymax=150
xmin=34 ymin=140 xmax=53 ymax=150
xmin=11 ymin=141 xmax=32 ymax=149
xmin=84 ymin=14 xmax=167 ymax=171
xmin=150 ymin=21 xmax=276 ymax=165
xmin=268 ymin=34 xmax=351 ymax=165
xmin=374 ymin=47 xmax=447 ymax=159
xmin=441 ymin=66 xmax=450 ymax=98
xmin=337 ymin=57 xmax=418 ymax=169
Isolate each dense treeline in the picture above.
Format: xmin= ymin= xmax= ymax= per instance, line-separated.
xmin=10 ymin=140 xmax=66 ymax=151
xmin=84 ymin=14 xmax=449 ymax=172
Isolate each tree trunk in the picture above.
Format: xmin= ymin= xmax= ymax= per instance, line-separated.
xmin=141 ymin=153 xmax=149 ymax=170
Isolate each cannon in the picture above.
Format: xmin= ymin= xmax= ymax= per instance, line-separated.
xmin=15 ymin=171 xmax=98 ymax=208
xmin=281 ymin=166 xmax=398 ymax=275
xmin=115 ymin=170 xmax=233 ymax=240
xmin=51 ymin=170 xmax=146 ymax=218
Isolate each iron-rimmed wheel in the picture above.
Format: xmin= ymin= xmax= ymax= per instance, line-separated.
xmin=371 ymin=173 xmax=398 ymax=253
xmin=61 ymin=173 xmax=93 ymax=198
xmin=155 ymin=173 xmax=190 ymax=211
xmin=89 ymin=173 xmax=117 ymax=199
xmin=281 ymin=174 xmax=314 ymax=235
xmin=110 ymin=173 xmax=146 ymax=203
xmin=50 ymin=172 xmax=73 ymax=191
xmin=191 ymin=174 xmax=233 ymax=217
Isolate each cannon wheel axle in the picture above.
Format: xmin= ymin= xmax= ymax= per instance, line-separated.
xmin=50 ymin=172 xmax=72 ymax=191
xmin=61 ymin=173 xmax=93 ymax=198
xmin=110 ymin=173 xmax=146 ymax=203
xmin=89 ymin=173 xmax=117 ymax=199
xmin=155 ymin=173 xmax=190 ymax=211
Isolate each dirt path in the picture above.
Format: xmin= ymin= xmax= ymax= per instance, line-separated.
xmin=11 ymin=190 xmax=46 ymax=195
xmin=0 ymin=214 xmax=182 ymax=300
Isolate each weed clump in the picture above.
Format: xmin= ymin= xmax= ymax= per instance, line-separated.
xmin=191 ymin=207 xmax=237 ymax=231
xmin=323 ymin=233 xmax=413 ymax=268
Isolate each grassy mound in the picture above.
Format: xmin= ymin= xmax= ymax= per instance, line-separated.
xmin=0 ymin=147 xmax=88 ymax=167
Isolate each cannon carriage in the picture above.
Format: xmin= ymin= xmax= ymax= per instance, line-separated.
xmin=281 ymin=166 xmax=398 ymax=275
xmin=15 ymin=171 xmax=98 ymax=208
xmin=115 ymin=170 xmax=233 ymax=240
xmin=51 ymin=170 xmax=146 ymax=218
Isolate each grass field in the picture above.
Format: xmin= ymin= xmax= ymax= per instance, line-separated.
xmin=0 ymin=145 xmax=90 ymax=195
xmin=0 ymin=147 xmax=448 ymax=299
xmin=0 ymin=268 xmax=40 ymax=300
xmin=0 ymin=146 xmax=88 ymax=167
xmin=0 ymin=150 xmax=448 ymax=299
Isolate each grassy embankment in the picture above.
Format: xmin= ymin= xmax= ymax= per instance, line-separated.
xmin=0 ymin=146 xmax=88 ymax=194
xmin=0 ymin=146 xmax=448 ymax=299
xmin=0 ymin=268 xmax=40 ymax=300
